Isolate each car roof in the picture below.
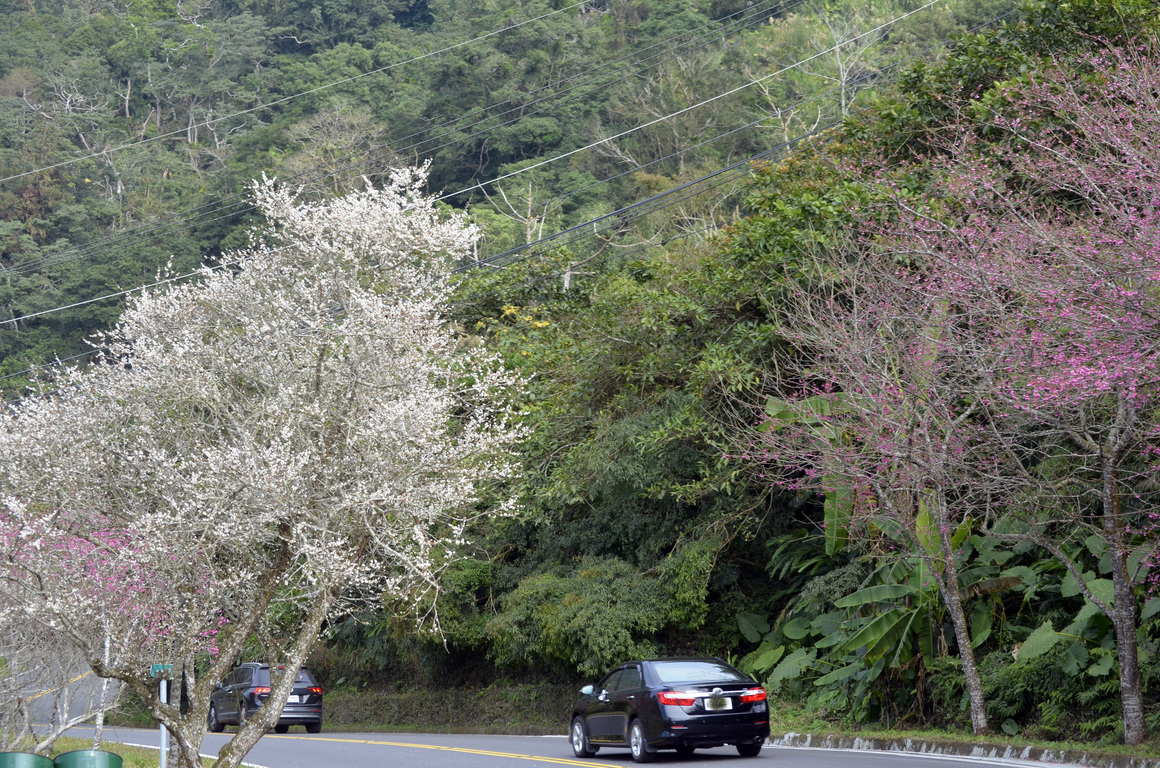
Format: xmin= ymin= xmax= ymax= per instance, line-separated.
xmin=235 ymin=662 xmax=313 ymax=671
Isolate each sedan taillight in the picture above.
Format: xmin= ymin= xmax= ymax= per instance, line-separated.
xmin=740 ymin=688 xmax=767 ymax=703
xmin=658 ymin=691 xmax=698 ymax=706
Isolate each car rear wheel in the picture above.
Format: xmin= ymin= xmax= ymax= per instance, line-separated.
xmin=273 ymin=724 xmax=289 ymax=734
xmin=305 ymin=721 xmax=322 ymax=734
xmin=629 ymin=720 xmax=655 ymax=763
xmin=207 ymin=704 xmax=224 ymax=733
xmin=736 ymin=741 xmax=762 ymax=757
xmin=570 ymin=716 xmax=598 ymax=758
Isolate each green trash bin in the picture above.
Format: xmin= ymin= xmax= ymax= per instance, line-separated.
xmin=0 ymin=754 xmax=54 ymax=768
xmin=52 ymin=751 xmax=122 ymax=768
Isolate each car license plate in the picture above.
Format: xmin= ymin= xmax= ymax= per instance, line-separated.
xmin=705 ymin=696 xmax=732 ymax=711
xmin=287 ymin=695 xmax=299 ymax=703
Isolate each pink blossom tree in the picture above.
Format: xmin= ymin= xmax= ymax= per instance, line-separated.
xmin=760 ymin=43 xmax=1160 ymax=744
xmin=884 ymin=45 xmax=1160 ymax=745
xmin=758 ymin=253 xmax=1018 ymax=735
xmin=0 ymin=165 xmax=524 ymax=767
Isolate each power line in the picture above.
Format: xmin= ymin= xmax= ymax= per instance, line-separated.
xmin=451 ymin=6 xmax=1020 ymax=281
xmin=0 ymin=0 xmax=955 ymax=332
xmin=438 ymin=0 xmax=947 ymax=203
xmin=9 ymin=0 xmax=797 ymax=279
xmin=0 ymin=0 xmax=593 ymax=186
xmin=1 ymin=1 xmax=1014 ymax=388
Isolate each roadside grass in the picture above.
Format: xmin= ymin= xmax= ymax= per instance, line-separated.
xmin=321 ymin=683 xmax=574 ymax=735
xmin=47 ymin=736 xmax=213 ymax=767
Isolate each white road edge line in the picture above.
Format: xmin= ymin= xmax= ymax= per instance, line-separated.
xmin=774 ymin=744 xmax=1084 ymax=768
xmin=101 ymin=740 xmax=270 ymax=768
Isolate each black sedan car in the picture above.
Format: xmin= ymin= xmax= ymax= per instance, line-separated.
xmin=569 ymin=658 xmax=769 ymax=762
xmin=207 ymin=663 xmax=323 ymax=734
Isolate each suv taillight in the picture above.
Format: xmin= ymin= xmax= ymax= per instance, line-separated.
xmin=308 ymin=686 xmax=322 ymax=695
xmin=658 ymin=691 xmax=697 ymax=706
xmin=252 ymin=687 xmax=271 ymax=696
xmin=740 ymin=688 xmax=766 ymax=703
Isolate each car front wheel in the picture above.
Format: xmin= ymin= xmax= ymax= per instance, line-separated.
xmin=570 ymin=716 xmax=598 ymax=758
xmin=629 ymin=720 xmax=655 ymax=763
xmin=736 ymin=740 xmax=763 ymax=757
xmin=207 ymin=704 xmax=224 ymax=733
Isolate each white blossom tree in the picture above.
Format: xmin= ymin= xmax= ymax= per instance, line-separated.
xmin=0 ymin=612 xmax=124 ymax=753
xmin=0 ymin=165 xmax=523 ymax=767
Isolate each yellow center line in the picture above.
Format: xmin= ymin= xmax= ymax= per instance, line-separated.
xmin=265 ymin=735 xmax=594 ymax=765
xmin=25 ymin=670 xmax=92 ymax=702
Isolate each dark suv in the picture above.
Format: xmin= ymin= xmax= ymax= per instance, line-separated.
xmin=207 ymin=663 xmax=323 ymax=734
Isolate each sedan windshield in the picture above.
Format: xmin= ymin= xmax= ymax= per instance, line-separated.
xmin=650 ymin=660 xmax=749 ymax=684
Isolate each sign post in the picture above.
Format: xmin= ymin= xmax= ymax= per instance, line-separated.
xmin=150 ymin=664 xmax=174 ymax=768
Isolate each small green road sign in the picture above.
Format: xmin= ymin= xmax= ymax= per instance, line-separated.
xmin=150 ymin=663 xmax=173 ymax=678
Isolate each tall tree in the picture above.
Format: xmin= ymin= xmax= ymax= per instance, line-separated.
xmin=0 ymin=165 xmax=523 ymax=766
xmin=758 ymin=251 xmax=1006 ymax=736
xmin=759 ymin=42 xmax=1160 ymax=744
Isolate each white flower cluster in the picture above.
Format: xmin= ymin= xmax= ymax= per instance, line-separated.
xmin=0 ymin=166 xmax=522 ymax=767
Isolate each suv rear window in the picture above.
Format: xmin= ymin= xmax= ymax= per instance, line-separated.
xmin=651 ymin=661 xmax=748 ymax=684
xmin=253 ymin=667 xmax=317 ymax=685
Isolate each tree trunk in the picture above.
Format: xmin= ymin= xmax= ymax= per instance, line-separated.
xmin=930 ymin=498 xmax=989 ymax=736
xmin=212 ymin=588 xmax=336 ymax=768
xmin=1103 ymin=453 xmax=1146 ymax=745
xmin=938 ymin=561 xmax=989 ymax=736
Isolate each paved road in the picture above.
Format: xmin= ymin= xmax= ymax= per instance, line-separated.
xmin=67 ymin=725 xmax=1066 ymax=768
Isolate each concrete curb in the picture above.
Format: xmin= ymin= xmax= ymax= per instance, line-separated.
xmin=769 ymin=732 xmax=1160 ymax=768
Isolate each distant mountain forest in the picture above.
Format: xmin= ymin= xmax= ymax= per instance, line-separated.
xmin=1 ymin=0 xmax=1005 ymax=391
xmin=4 ymin=0 xmax=1160 ymax=746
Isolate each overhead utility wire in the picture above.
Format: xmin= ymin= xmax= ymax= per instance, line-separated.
xmin=453 ymin=127 xmax=835 ymax=280
xmin=7 ymin=3 xmax=1015 ymax=389
xmin=2 ymin=0 xmax=955 ymax=332
xmin=98 ymin=0 xmax=957 ymax=290
xmin=438 ymin=0 xmax=946 ymax=203
xmin=0 ymin=121 xmax=825 ymax=332
xmin=0 ymin=0 xmax=592 ymax=185
xmin=11 ymin=0 xmax=797 ymax=278
xmin=280 ymin=0 xmax=802 ymax=182
xmin=3 ymin=0 xmax=1000 ymax=389
xmin=450 ymin=218 xmax=707 ymax=308
xmin=452 ymin=7 xmax=1019 ymax=281
xmin=13 ymin=0 xmax=785 ymax=277
xmin=336 ymin=0 xmax=799 ymax=168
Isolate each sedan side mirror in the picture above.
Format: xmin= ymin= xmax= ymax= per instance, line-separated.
xmin=579 ymin=684 xmax=595 ymax=696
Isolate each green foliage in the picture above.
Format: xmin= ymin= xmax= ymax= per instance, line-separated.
xmin=486 ymin=557 xmax=668 ymax=677
xmin=2 ymin=0 xmax=1158 ymax=744
xmin=737 ymin=531 xmax=1055 ymax=725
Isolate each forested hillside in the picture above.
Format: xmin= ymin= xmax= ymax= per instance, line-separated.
xmin=1 ymin=0 xmax=1002 ymax=391
xmin=2 ymin=0 xmax=1159 ymax=748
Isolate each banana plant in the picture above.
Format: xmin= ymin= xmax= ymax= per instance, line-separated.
xmin=764 ymin=394 xmax=854 ymax=556
xmin=738 ymin=525 xmax=1027 ymax=721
